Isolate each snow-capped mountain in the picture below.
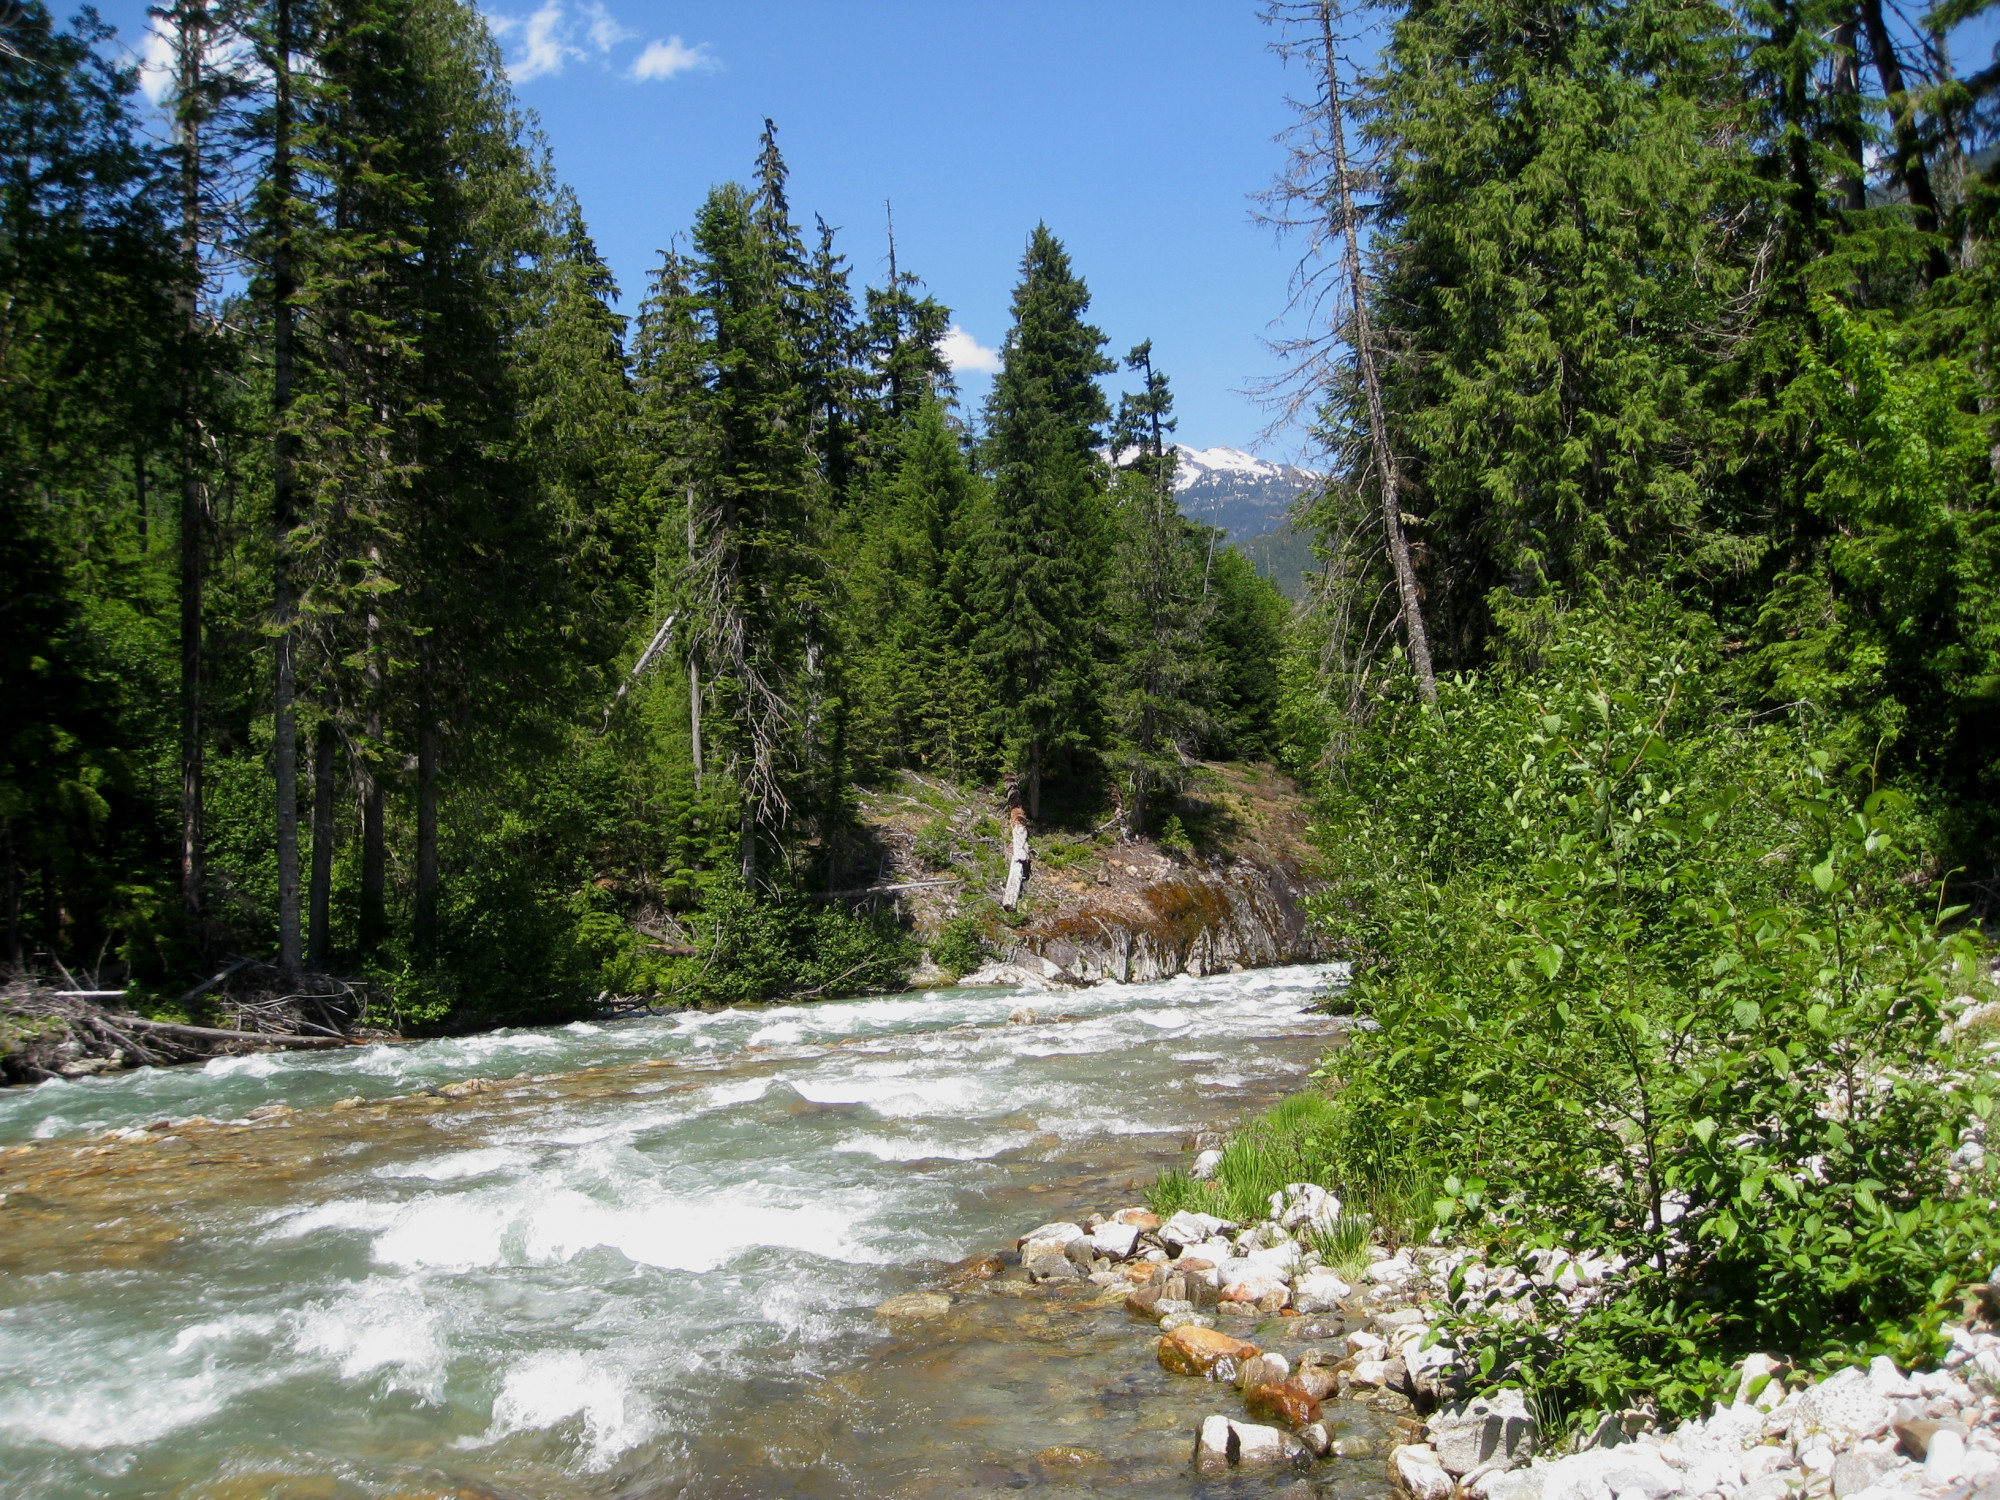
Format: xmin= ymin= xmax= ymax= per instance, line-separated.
xmin=1169 ymin=445 xmax=1321 ymax=540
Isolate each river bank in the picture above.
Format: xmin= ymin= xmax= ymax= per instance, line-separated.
xmin=0 ymin=961 xmax=1354 ymax=1499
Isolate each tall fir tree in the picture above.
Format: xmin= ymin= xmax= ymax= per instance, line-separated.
xmin=969 ymin=224 xmax=1114 ymax=819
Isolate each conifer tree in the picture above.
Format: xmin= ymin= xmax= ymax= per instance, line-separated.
xmin=1106 ymin=343 xmax=1212 ymax=838
xmin=969 ymin=225 xmax=1113 ymax=818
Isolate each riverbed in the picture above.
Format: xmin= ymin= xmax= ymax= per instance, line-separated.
xmin=0 ymin=963 xmax=1369 ymax=1499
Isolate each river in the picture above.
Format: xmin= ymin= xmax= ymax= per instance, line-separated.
xmin=0 ymin=963 xmax=1367 ymax=1499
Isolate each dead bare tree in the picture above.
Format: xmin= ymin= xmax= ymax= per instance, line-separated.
xmin=1256 ymin=0 xmax=1437 ymax=705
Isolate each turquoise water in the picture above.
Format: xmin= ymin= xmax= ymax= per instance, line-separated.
xmin=0 ymin=964 xmax=1351 ymax=1499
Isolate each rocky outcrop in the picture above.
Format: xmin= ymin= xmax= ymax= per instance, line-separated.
xmin=996 ymin=855 xmax=1325 ymax=986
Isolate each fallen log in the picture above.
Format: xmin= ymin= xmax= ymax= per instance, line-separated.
xmin=105 ymin=1015 xmax=350 ymax=1049
xmin=808 ymin=879 xmax=963 ymax=902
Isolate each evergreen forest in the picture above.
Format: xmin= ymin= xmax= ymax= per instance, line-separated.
xmin=5 ymin=0 xmax=1999 ymax=1056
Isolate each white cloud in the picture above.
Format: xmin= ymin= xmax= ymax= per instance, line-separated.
xmin=498 ymin=0 xmax=581 ymax=82
xmin=941 ymin=325 xmax=1002 ymax=374
xmin=582 ymin=1 xmax=633 ymax=53
xmin=138 ymin=19 xmax=174 ymax=104
xmin=629 ymin=35 xmax=713 ymax=81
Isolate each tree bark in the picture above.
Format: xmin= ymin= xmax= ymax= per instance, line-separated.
xmin=689 ymin=654 xmax=704 ymax=787
xmin=1026 ymin=743 xmax=1042 ymax=823
xmin=415 ymin=714 xmax=438 ymax=961
xmin=1858 ymin=0 xmax=1950 ymax=282
xmin=174 ymin=1 xmax=209 ymax=930
xmin=739 ymin=799 xmax=757 ymax=888
xmin=1830 ymin=12 xmax=1866 ymax=215
xmin=1001 ymin=810 xmax=1031 ymax=910
xmin=271 ymin=0 xmax=301 ymax=973
xmin=308 ymin=719 xmax=336 ymax=967
xmin=358 ymin=555 xmax=387 ymax=956
xmin=1318 ymin=0 xmax=1437 ymax=702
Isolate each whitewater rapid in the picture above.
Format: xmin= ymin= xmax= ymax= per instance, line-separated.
xmin=0 ymin=963 xmax=1345 ymax=1499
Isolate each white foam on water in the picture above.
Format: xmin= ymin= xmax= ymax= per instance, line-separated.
xmin=0 ymin=1312 xmax=282 ymax=1451
xmin=376 ymin=1146 xmax=533 ymax=1183
xmin=200 ymin=1051 xmax=288 ymax=1079
xmin=473 ymin=1349 xmax=657 ymax=1470
xmin=292 ymin=1278 xmax=449 ymax=1400
xmin=789 ymin=1070 xmax=986 ymax=1118
xmin=832 ymin=1131 xmax=1031 ymax=1162
xmin=372 ymin=1194 xmax=513 ymax=1270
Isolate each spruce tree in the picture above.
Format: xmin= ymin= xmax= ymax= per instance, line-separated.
xmin=969 ymin=225 xmax=1113 ymax=819
xmin=1105 ymin=343 xmax=1211 ymax=838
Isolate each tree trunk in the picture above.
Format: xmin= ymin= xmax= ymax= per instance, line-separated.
xmin=1129 ymin=770 xmax=1148 ymax=843
xmin=1318 ymin=1 xmax=1437 ymax=702
xmin=1830 ymin=12 xmax=1866 ymax=215
xmin=134 ymin=444 xmax=148 ymax=554
xmin=308 ymin=720 xmax=336 ymax=967
xmin=689 ymin=654 xmax=704 ymax=787
xmin=174 ymin=2 xmax=209 ymax=930
xmin=415 ymin=715 xmax=438 ymax=961
xmin=4 ymin=820 xmax=19 ymax=974
xmin=1026 ymin=743 xmax=1042 ymax=822
xmin=1001 ymin=810 xmax=1031 ymax=910
xmin=271 ymin=0 xmax=301 ymax=973
xmin=358 ymin=557 xmax=387 ymax=956
xmin=1858 ymin=0 xmax=1950 ymax=282
xmin=739 ymin=800 xmax=757 ymax=888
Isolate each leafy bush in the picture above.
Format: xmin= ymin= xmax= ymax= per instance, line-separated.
xmin=914 ymin=817 xmax=956 ymax=870
xmin=674 ymin=877 xmax=919 ymax=1006
xmin=929 ymin=914 xmax=988 ymax=979
xmin=1295 ymin=597 xmax=1999 ymax=1424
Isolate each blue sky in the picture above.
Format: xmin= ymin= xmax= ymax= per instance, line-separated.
xmin=101 ymin=0 xmax=1320 ymax=457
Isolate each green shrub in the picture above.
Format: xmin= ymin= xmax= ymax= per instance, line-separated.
xmin=929 ymin=914 xmax=988 ymax=979
xmin=1297 ymin=596 xmax=1999 ymax=1426
xmin=675 ymin=876 xmax=919 ymax=1006
xmin=914 ymin=817 xmax=956 ymax=870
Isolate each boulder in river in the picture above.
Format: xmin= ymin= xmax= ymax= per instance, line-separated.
xmin=1394 ymin=1443 xmax=1455 ymax=1500
xmin=1159 ymin=1324 xmax=1260 ymax=1377
xmin=1246 ymin=1379 xmax=1324 ymax=1429
xmin=1195 ymin=1415 xmax=1307 ymax=1474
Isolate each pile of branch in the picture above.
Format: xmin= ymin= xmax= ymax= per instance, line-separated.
xmin=2 ymin=959 xmax=376 ymax=1085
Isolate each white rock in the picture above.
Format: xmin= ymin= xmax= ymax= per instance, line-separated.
xmin=1160 ymin=1210 xmax=1233 ymax=1248
xmin=1294 ymin=1271 xmax=1352 ymax=1313
xmin=1179 ymin=1235 xmax=1236 ymax=1264
xmin=1019 ymin=1235 xmax=1083 ymax=1279
xmin=1925 ymin=1429 xmax=1966 ymax=1484
xmin=1735 ymin=1354 xmax=1790 ymax=1410
xmin=1232 ymin=1420 xmax=1306 ymax=1467
xmin=1190 ymin=1149 xmax=1224 ymax=1180
xmin=1429 ymin=1389 xmax=1537 ymax=1476
xmin=1485 ymin=1464 xmax=1548 ymax=1500
xmin=1269 ymin=1182 xmax=1342 ymax=1231
xmin=1088 ymin=1222 xmax=1141 ymax=1260
xmin=1347 ymin=1330 xmax=1388 ymax=1357
xmin=1797 ymin=1367 xmax=1895 ymax=1445
xmin=1868 ymin=1356 xmax=1920 ymax=1399
xmin=1351 ymin=1358 xmax=1395 ymax=1387
xmin=1236 ymin=1352 xmax=1291 ymax=1390
xmin=1367 ymin=1253 xmax=1416 ymax=1286
xmin=1218 ymin=1271 xmax=1291 ymax=1308
xmin=1194 ymin=1414 xmax=1235 ymax=1476
xmin=1017 ymin=1221 xmax=1084 ymax=1248
xmin=1396 ymin=1443 xmax=1457 ymax=1500
xmin=1538 ymin=1447 xmax=1684 ymax=1500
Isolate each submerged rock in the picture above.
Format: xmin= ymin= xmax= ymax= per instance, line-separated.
xmin=874 ymin=1292 xmax=952 ymax=1320
xmin=1159 ymin=1324 xmax=1260 ymax=1377
xmin=1195 ymin=1414 xmax=1307 ymax=1473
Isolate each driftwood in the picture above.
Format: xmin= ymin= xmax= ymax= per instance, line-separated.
xmin=108 ymin=1014 xmax=349 ymax=1048
xmin=810 ymin=879 xmax=962 ymax=902
xmin=1001 ymin=808 xmax=1031 ymax=911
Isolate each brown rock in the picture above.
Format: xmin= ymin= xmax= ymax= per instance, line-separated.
xmin=1246 ymin=1379 xmax=1324 ymax=1428
xmin=1294 ymin=1366 xmax=1340 ymax=1401
xmin=1896 ymin=1419 xmax=1968 ymax=1461
xmin=1126 ymin=1284 xmax=1165 ymax=1319
xmin=945 ymin=1253 xmax=1004 ymax=1285
xmin=1119 ymin=1262 xmax=1159 ymax=1284
xmin=1159 ymin=1324 xmax=1260 ymax=1377
xmin=1113 ymin=1208 xmax=1162 ymax=1230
